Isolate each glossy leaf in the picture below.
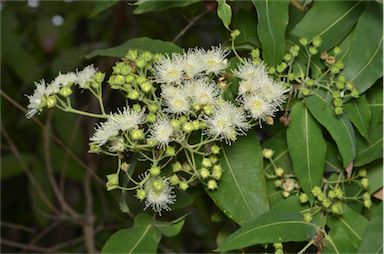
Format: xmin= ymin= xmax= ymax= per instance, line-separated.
xmin=270 ymin=196 xmax=309 ymax=213
xmin=134 ymin=0 xmax=200 ymax=14
xmin=344 ymin=95 xmax=371 ymax=140
xmin=358 ymin=203 xmax=383 ymax=253
xmin=101 ymin=213 xmax=161 ymax=253
xmin=325 ymin=141 xmax=344 ymax=173
xmin=233 ymin=9 xmax=260 ymax=50
xmin=287 ymin=101 xmax=326 ymax=199
xmin=154 ymin=215 xmax=186 ymax=237
xmin=90 ymin=0 xmax=119 ymax=17
xmin=85 ymin=37 xmax=182 ymax=58
xmin=218 ymin=211 xmax=317 ymax=252
xmin=252 ymin=0 xmax=289 ymax=66
xmin=207 ymin=133 xmax=269 ymax=225
xmin=304 ymin=93 xmax=356 ymax=168
xmin=367 ymin=161 xmax=383 ymax=195
xmin=340 ymin=3 xmax=383 ymax=93
xmin=355 ymin=86 xmax=383 ymax=166
xmin=327 ymin=204 xmax=368 ymax=251
xmin=263 ymin=130 xmax=293 ymax=174
xmin=217 ymin=0 xmax=232 ymax=30
xmin=324 ymin=226 xmax=357 ymax=254
xmin=290 ymin=1 xmax=363 ymax=50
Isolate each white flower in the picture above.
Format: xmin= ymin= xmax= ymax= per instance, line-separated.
xmin=234 ymin=61 xmax=271 ymax=95
xmin=182 ymin=49 xmax=205 ymax=79
xmin=109 ymin=107 xmax=145 ymax=132
xmin=185 ymin=79 xmax=221 ymax=106
xmin=153 ymin=54 xmax=184 ymax=84
xmin=90 ymin=119 xmax=119 ymax=147
xmin=25 ymin=80 xmax=47 ymax=119
xmin=161 ymin=85 xmax=190 ymax=114
xmin=144 ymin=177 xmax=176 ymax=215
xmin=77 ymin=65 xmax=97 ymax=88
xmin=54 ymin=72 xmax=78 ymax=86
xmin=202 ymin=46 xmax=228 ymax=74
xmin=258 ymin=81 xmax=288 ymax=108
xmin=150 ymin=117 xmax=174 ymax=148
xmin=206 ymin=101 xmax=249 ymax=143
xmin=242 ymin=94 xmax=275 ymax=121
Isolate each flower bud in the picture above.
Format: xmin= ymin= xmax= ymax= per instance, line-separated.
xmin=141 ymin=51 xmax=153 ymax=62
xmin=146 ymin=113 xmax=156 ymax=123
xmin=131 ymin=129 xmax=144 ymax=140
xmin=302 ymin=88 xmax=311 ymax=96
xmin=332 ymin=91 xmax=341 ymax=99
xmin=333 ymin=98 xmax=343 ymax=107
xmin=312 ymin=186 xmax=322 ymax=196
xmin=182 ymin=162 xmax=192 ymax=172
xmin=150 ymin=166 xmax=161 ymax=176
xmin=303 ymin=212 xmax=313 ymax=223
xmin=94 ymin=71 xmax=106 ymax=83
xmin=211 ymin=145 xmax=220 ymax=154
xmin=283 ymin=53 xmax=292 ymax=62
xmin=334 ymin=188 xmax=344 ymax=199
xmin=309 ymin=47 xmax=318 ymax=55
xmin=274 ymin=179 xmax=282 ymax=188
xmin=182 ymin=122 xmax=194 ymax=133
xmin=106 ymin=174 xmax=119 ymax=191
xmin=127 ymin=89 xmax=139 ymax=100
xmin=136 ymin=189 xmax=146 ymax=201
xmin=362 ymin=192 xmax=370 ymax=200
xmin=360 ymin=178 xmax=369 ymax=189
xmin=312 ymin=36 xmax=322 ymax=47
xmin=125 ymin=75 xmax=135 ymax=83
xmin=199 ymin=167 xmax=210 ymax=179
xmin=351 ymin=89 xmax=359 ymax=98
xmin=358 ymin=168 xmax=367 ymax=177
xmin=299 ymin=37 xmax=308 ymax=46
xmin=121 ymin=162 xmax=129 ymax=172
xmin=230 ymin=29 xmax=240 ymax=38
xmin=192 ymin=120 xmax=200 ymax=130
xmin=59 ymin=86 xmax=73 ymax=97
xmin=322 ymin=198 xmax=332 ymax=208
xmin=299 ymin=193 xmax=309 ymax=203
xmin=179 ymin=180 xmax=189 ymax=191
xmin=320 ymin=51 xmax=328 ymax=60
xmin=203 ymin=104 xmax=213 ymax=115
xmin=212 ymin=164 xmax=223 ymax=180
xmin=172 ymin=162 xmax=182 ymax=172
xmin=363 ymin=199 xmax=372 ymax=208
xmin=251 ymin=48 xmax=260 ymax=58
xmin=262 ymin=149 xmax=274 ymax=159
xmin=170 ymin=119 xmax=181 ymax=129
xmin=282 ymin=191 xmax=290 ymax=198
xmin=132 ymin=104 xmax=141 ymax=112
xmin=335 ymin=107 xmax=344 ymax=115
xmin=207 ymin=179 xmax=218 ymax=190
xmin=275 ymin=167 xmax=284 ymax=177
xmin=209 ymin=155 xmax=218 ymax=164
xmin=305 ymin=79 xmax=314 ymax=87
xmin=273 ymin=243 xmax=283 ymax=249
xmin=326 ymin=56 xmax=336 ymax=65
xmin=333 ymin=46 xmax=342 ymax=55
xmin=126 ymin=49 xmax=138 ymax=61
xmin=169 ymin=174 xmax=180 ymax=185
xmin=140 ymin=81 xmax=152 ymax=93
xmin=166 ymin=146 xmax=176 ymax=156
xmin=331 ymin=202 xmax=343 ymax=215
xmin=268 ymin=67 xmax=276 ymax=74
xmin=89 ymin=143 xmax=101 ymax=153
xmin=46 ymin=96 xmax=57 ymax=108
xmin=202 ymin=158 xmax=212 ymax=168
xmin=328 ymin=190 xmax=336 ymax=199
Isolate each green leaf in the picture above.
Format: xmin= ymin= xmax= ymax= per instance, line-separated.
xmin=134 ymin=0 xmax=200 ymax=14
xmin=252 ymin=0 xmax=289 ymax=66
xmin=154 ymin=215 xmax=187 ymax=237
xmin=355 ymin=85 xmax=383 ymax=166
xmin=101 ymin=213 xmax=161 ymax=254
xmin=344 ymin=95 xmax=371 ymax=140
xmin=358 ymin=203 xmax=383 ymax=253
xmin=1 ymin=153 xmax=34 ymax=179
xmin=90 ymin=0 xmax=119 ymax=18
xmin=325 ymin=141 xmax=344 ymax=173
xmin=324 ymin=226 xmax=357 ymax=254
xmin=327 ymin=204 xmax=368 ymax=251
xmin=290 ymin=1 xmax=363 ymax=51
xmin=263 ymin=130 xmax=293 ymax=174
xmin=85 ymin=37 xmax=182 ymax=58
xmin=366 ymin=161 xmax=383 ymax=195
xmin=304 ymin=93 xmax=356 ymax=168
xmin=270 ymin=196 xmax=309 ymax=213
xmin=218 ymin=211 xmax=317 ymax=252
xmin=207 ymin=133 xmax=269 ymax=225
xmin=340 ymin=3 xmax=383 ymax=93
xmin=217 ymin=0 xmax=232 ymax=30
xmin=233 ymin=9 xmax=260 ymax=50
xmin=287 ymin=101 xmax=327 ymax=200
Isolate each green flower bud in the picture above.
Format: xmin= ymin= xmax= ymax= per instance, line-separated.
xmin=335 ymin=107 xmax=344 ymax=115
xmin=275 ymin=249 xmax=284 ymax=254
xmin=317 ymin=192 xmax=326 ymax=202
xmin=274 ymin=179 xmax=282 ymax=188
xmin=268 ymin=67 xmax=276 ymax=74
xmin=331 ymin=202 xmax=343 ymax=215
xmin=136 ymin=189 xmax=146 ymax=201
xmin=309 ymin=47 xmax=318 ymax=55
xmin=121 ymin=65 xmax=132 ymax=75
xmin=141 ymin=51 xmax=153 ymax=62
xmin=273 ymin=243 xmax=283 ymax=249
xmin=363 ymin=199 xmax=372 ymax=209
xmin=166 ymin=146 xmax=176 ymax=156
xmin=282 ymin=191 xmax=290 ymax=198
xmin=277 ymin=62 xmax=287 ymax=73
xmin=333 ymin=98 xmax=343 ymax=107
xmin=251 ymin=48 xmax=260 ymax=58
xmin=331 ymin=66 xmax=340 ymax=74
xmin=212 ymin=164 xmax=223 ymax=180
xmin=358 ymin=168 xmax=367 ymax=177
xmin=59 ymin=86 xmax=73 ymax=97
xmin=303 ymin=212 xmax=313 ymax=223
xmin=89 ymin=143 xmax=101 ymax=153
xmin=147 ymin=103 xmax=158 ymax=113
xmin=335 ymin=81 xmax=345 ymax=90
xmin=360 ymin=178 xmax=369 ymax=189
xmin=94 ymin=71 xmax=105 ymax=83
xmin=362 ymin=192 xmax=370 ymax=201
xmin=328 ymin=190 xmax=336 ymax=199
xmin=126 ymin=49 xmax=138 ymax=61
xmin=335 ymin=61 xmax=344 ymax=70
xmin=199 ymin=167 xmax=210 ymax=179
xmin=46 ymin=96 xmax=57 ymax=108
xmin=338 ymin=75 xmax=346 ymax=82
xmin=262 ymin=148 xmax=274 ymax=159
xmin=209 ymin=155 xmax=218 ymax=164
xmin=121 ymin=162 xmax=129 ymax=172
xmin=152 ymin=179 xmax=164 ymax=191
xmin=170 ymin=119 xmax=181 ymax=129
xmin=106 ymin=174 xmax=119 ymax=191
xmin=125 ymin=75 xmax=135 ymax=83
xmin=140 ymin=81 xmax=152 ymax=93
xmin=230 ymin=29 xmax=240 ymax=38
xmin=312 ymin=186 xmax=322 ymax=196
xmin=333 ymin=46 xmax=342 ymax=55
xmin=182 ymin=162 xmax=192 ymax=172
xmin=179 ymin=115 xmax=188 ymax=123
xmin=127 ymin=89 xmax=139 ymax=100
xmin=154 ymin=53 xmax=162 ymax=62
xmin=192 ymin=120 xmax=200 ymax=130
xmin=207 ymin=179 xmax=218 ymax=190
xmin=305 ymin=79 xmax=314 ymax=87
xmin=169 ymin=174 xmax=180 ymax=185
xmin=131 ymin=129 xmax=144 ymax=140
xmin=351 ymin=89 xmax=359 ymax=98
xmin=322 ymin=198 xmax=332 ymax=208
xmin=288 ymin=73 xmax=295 ymax=81
xmin=149 ymin=166 xmax=161 ymax=176
xmin=146 ymin=113 xmax=156 ymax=123
xmin=136 ymin=59 xmax=146 ymax=69
xmin=299 ymin=193 xmax=309 ymax=203
xmin=202 ymin=158 xmax=212 ymax=168
xmin=172 ymin=162 xmax=182 ymax=172
xmin=274 ymin=167 xmax=284 ymax=177
xmin=302 ymin=88 xmax=311 ymax=96
xmin=345 ymin=81 xmax=354 ymax=90
xmin=115 ymin=75 xmax=125 ymax=84
xmin=332 ymin=91 xmax=341 ymax=99
xmin=299 ymin=37 xmax=308 ymax=46
xmin=132 ymin=104 xmax=141 ymax=112
xmin=179 ymin=181 xmax=189 ymax=191
xmin=203 ymin=104 xmax=213 ymax=115
xmin=283 ymin=53 xmax=292 ymax=62
xmin=312 ymin=36 xmax=322 ymax=47
xmin=211 ymin=145 xmax=221 ymax=155
xmin=182 ymin=122 xmax=194 ymax=133
xmin=192 ymin=104 xmax=201 ymax=111
xmin=334 ymin=188 xmax=344 ymax=199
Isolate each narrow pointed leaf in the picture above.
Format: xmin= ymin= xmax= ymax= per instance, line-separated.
xmin=358 ymin=203 xmax=383 ymax=253
xmin=154 ymin=215 xmax=187 ymax=237
xmin=340 ymin=3 xmax=383 ymax=93
xmin=287 ymin=102 xmax=326 ymax=199
xmin=252 ymin=0 xmax=289 ymax=66
xmin=290 ymin=1 xmax=363 ymax=51
xmin=304 ymin=93 xmax=356 ymax=168
xmin=218 ymin=211 xmax=317 ymax=252
xmin=344 ymin=95 xmax=371 ymax=140
xmin=134 ymin=0 xmax=199 ymax=14
xmin=217 ymin=0 xmax=232 ymax=30
xmin=207 ymin=133 xmax=269 ymax=225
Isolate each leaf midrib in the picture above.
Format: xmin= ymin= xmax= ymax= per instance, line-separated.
xmin=128 ymin=225 xmax=151 ymax=254
xmin=304 ymin=108 xmax=313 ymax=189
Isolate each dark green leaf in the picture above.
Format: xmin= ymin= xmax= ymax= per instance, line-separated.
xmin=1 ymin=153 xmax=34 ymax=179
xmin=304 ymin=93 xmax=356 ymax=168
xmin=101 ymin=213 xmax=161 ymax=253
xmin=154 ymin=215 xmax=187 ymax=237
xmin=263 ymin=130 xmax=293 ymax=174
xmin=325 ymin=141 xmax=343 ymax=173
xmin=355 ymin=86 xmax=383 ymax=166
xmin=85 ymin=37 xmax=182 ymax=58
xmin=366 ymin=161 xmax=383 ymax=195
xmin=233 ymin=9 xmax=260 ymax=50
xmin=134 ymin=0 xmax=200 ymax=14
xmin=252 ymin=0 xmax=289 ymax=66
xmin=290 ymin=1 xmax=363 ymax=51
xmin=340 ymin=3 xmax=383 ymax=93
xmin=207 ymin=133 xmax=269 ymax=225
xmin=218 ymin=211 xmax=317 ymax=252
xmin=358 ymin=203 xmax=383 ymax=253
xmin=344 ymin=95 xmax=371 ymax=140
xmin=270 ymin=196 xmax=309 ymax=213
xmin=324 ymin=226 xmax=357 ymax=254
xmin=327 ymin=204 xmax=368 ymax=251
xmin=90 ymin=0 xmax=119 ymax=18
xmin=217 ymin=0 xmax=232 ymax=30
xmin=287 ymin=101 xmax=326 ymax=199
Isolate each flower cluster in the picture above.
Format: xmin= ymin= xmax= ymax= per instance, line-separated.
xmin=26 ymin=46 xmax=288 ymax=214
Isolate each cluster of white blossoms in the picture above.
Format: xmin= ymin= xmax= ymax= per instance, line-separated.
xmin=25 ymin=65 xmax=97 ymax=119
xmin=26 ymin=46 xmax=288 ymax=215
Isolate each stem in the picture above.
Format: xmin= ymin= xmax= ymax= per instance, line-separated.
xmin=63 ymin=107 xmax=108 ymax=119
xmin=298 ymin=240 xmax=315 ymax=254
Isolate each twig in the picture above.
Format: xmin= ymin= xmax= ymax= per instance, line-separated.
xmin=0 ymin=238 xmax=51 ymax=253
xmin=21 ymin=220 xmax=61 ymax=252
xmin=0 ymin=221 xmax=35 ymax=233
xmin=172 ymin=9 xmax=209 ymax=43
